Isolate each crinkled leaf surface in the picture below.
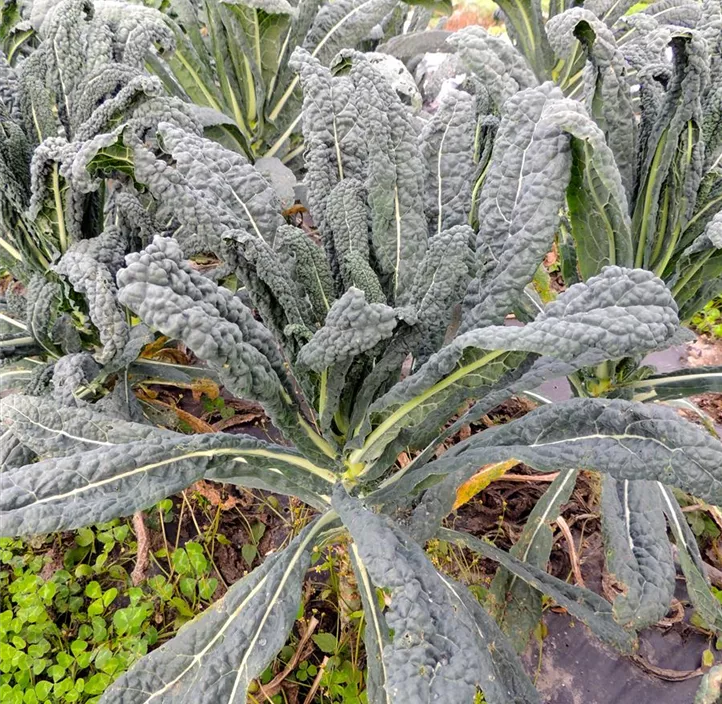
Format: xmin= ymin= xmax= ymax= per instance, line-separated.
xmin=601 ymin=477 xmax=676 ymax=629
xmin=377 ymin=398 xmax=722 ymax=510
xmin=0 ymin=395 xmax=336 ymax=536
xmin=463 ymin=83 xmax=573 ymax=330
xmin=333 ymin=486 xmax=539 ymax=704
xmin=448 ymin=27 xmax=538 ymax=109
xmin=419 ymin=87 xmax=475 ymax=234
xmin=297 ymin=288 xmax=398 ymax=372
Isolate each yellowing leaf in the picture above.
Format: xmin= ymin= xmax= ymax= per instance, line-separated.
xmin=453 ymin=459 xmax=519 ymax=510
xmin=140 ymin=335 xmax=170 ymax=358
xmin=191 ymin=378 xmax=221 ymax=402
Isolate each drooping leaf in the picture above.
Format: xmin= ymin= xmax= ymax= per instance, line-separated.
xmin=131 ymin=121 xmax=284 ymax=255
xmin=623 ymin=366 xmax=722 ymax=402
xmin=600 ymin=477 xmax=676 ymax=629
xmin=658 ymin=483 xmax=722 ymax=633
xmin=377 ymin=398 xmax=722 ymax=513
xmin=543 ymin=88 xmax=634 ymax=278
xmin=333 ymin=486 xmax=540 ymax=704
xmin=487 ymin=470 xmax=579 ymax=652
xmin=52 ymin=226 xmax=129 ymax=364
xmin=348 ymin=543 xmax=392 ymax=704
xmin=546 ymin=8 xmax=636 ymax=193
xmin=297 ymin=288 xmax=398 ymax=372
xmin=0 ymin=419 xmax=335 ymax=536
xmin=439 ymin=528 xmax=636 ymax=653
xmin=116 ymin=236 xmax=334 ymax=464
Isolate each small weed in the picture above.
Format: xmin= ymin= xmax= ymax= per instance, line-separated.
xmin=692 ymin=297 xmax=722 ymax=338
xmin=0 ymin=521 xmax=158 ymax=703
xmin=0 ymin=512 xmax=223 ymax=703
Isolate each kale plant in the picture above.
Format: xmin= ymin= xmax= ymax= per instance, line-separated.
xmin=131 ymin=0 xmax=443 ymax=159
xmin=448 ymin=0 xmax=722 ymax=321
xmin=0 ymin=0 xmax=251 ymax=394
xmin=2 ymin=32 xmax=722 ymax=702
xmin=400 ymin=0 xmax=722 ymax=325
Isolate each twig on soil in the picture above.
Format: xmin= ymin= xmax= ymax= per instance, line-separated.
xmin=502 ymin=472 xmax=560 ymax=483
xmin=258 ymin=616 xmax=319 ymax=699
xmin=630 ymin=653 xmax=705 ymax=681
xmin=556 ymin=516 xmax=585 ymax=587
xmin=682 ymin=504 xmax=705 ymax=513
xmin=131 ymin=511 xmax=150 ymax=586
xmin=303 ymin=655 xmax=329 ymax=704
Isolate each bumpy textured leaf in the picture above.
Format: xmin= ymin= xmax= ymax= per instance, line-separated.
xmin=132 ymin=122 xmax=283 ymax=254
xmin=225 ymin=228 xmax=315 ymax=346
xmin=52 ymin=227 xmax=129 ymax=364
xmin=325 ymin=177 xmax=373 ymax=291
xmin=668 ymin=211 xmax=722 ymax=319
xmin=419 ymin=87 xmax=475 ymax=234
xmin=297 ymin=288 xmax=398 ymax=372
xmin=0 ymin=394 xmax=170 ymax=455
xmin=301 ymin=0 xmax=400 ymax=65
xmin=585 ymin=0 xmax=638 ymax=26
xmin=381 ymin=399 xmax=722 ymax=516
xmin=24 ymin=275 xmax=60 ymax=354
xmin=447 ymin=27 xmax=538 ymax=109
xmin=48 ymin=352 xmax=100 ymax=406
xmin=601 ymin=477 xmax=676 ymax=628
xmin=350 ymin=267 xmax=679 ymax=468
xmin=341 ymin=250 xmax=386 ymax=304
xmin=545 ymin=101 xmax=633 ymax=278
xmin=349 ymin=543 xmax=392 ymax=704
xmin=487 ymin=470 xmax=579 ymax=652
xmin=275 ymin=224 xmax=335 ymax=322
xmin=463 ymin=84 xmax=572 ymax=330
xmin=407 ymin=224 xmax=473 ymax=363
xmin=116 ymin=237 xmax=333 ymax=462
xmin=377 ymin=29 xmax=452 ymax=59
xmin=547 ymin=8 xmax=636 ymax=193
xmin=439 ymin=528 xmax=635 ymax=653
xmin=101 ymin=514 xmax=335 ymax=704
xmin=117 ymin=236 xmax=288 ymax=395
xmin=632 ymin=32 xmax=708 ymax=270
xmin=290 ymin=49 xmax=347 ymax=246
xmin=333 ymin=487 xmax=539 ymax=704
xmin=350 ymin=52 xmax=427 ymax=305
xmin=486 ymin=0 xmax=552 ymax=80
